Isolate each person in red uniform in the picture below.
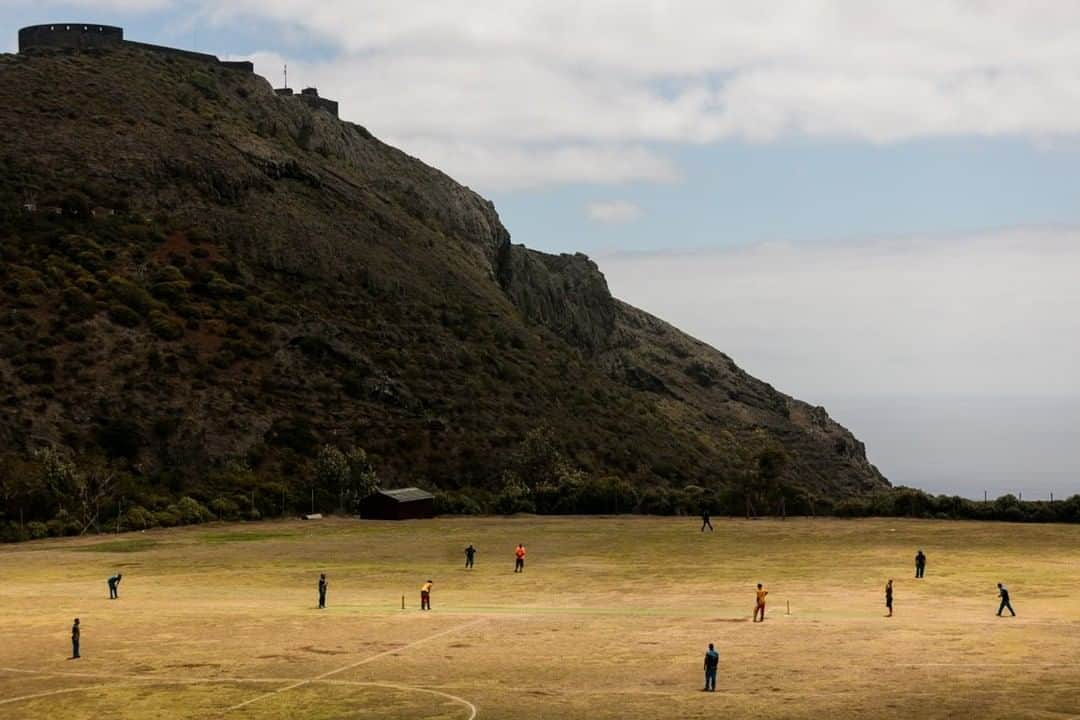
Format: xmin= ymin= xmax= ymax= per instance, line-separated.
xmin=514 ymin=544 xmax=526 ymax=573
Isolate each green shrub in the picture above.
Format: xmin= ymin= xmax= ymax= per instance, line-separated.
xmin=209 ymin=497 xmax=241 ymax=520
xmin=62 ymin=286 xmax=97 ymax=319
xmin=494 ymin=476 xmax=535 ymax=514
xmin=434 ymin=491 xmax=484 ymax=515
xmin=148 ymin=310 xmax=185 ymax=340
xmin=108 ymin=304 xmax=141 ymax=327
xmin=154 ymin=509 xmax=180 ymax=528
xmin=26 ymin=521 xmax=49 ymax=539
xmin=152 ymin=280 xmax=190 ymax=301
xmin=108 ymin=276 xmax=153 ymax=313
xmin=124 ymin=505 xmax=155 ymax=530
xmin=176 ymin=496 xmax=213 ymax=524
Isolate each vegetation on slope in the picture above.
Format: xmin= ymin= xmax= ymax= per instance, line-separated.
xmin=0 ymin=45 xmax=891 ymax=539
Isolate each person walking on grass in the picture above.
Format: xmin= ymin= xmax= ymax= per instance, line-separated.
xmin=465 ymin=544 xmax=477 ymax=569
xmin=107 ymin=573 xmax=122 ymax=600
xmin=71 ymin=618 xmax=80 ymax=659
xmin=885 ymin=579 xmax=893 ymax=617
xmin=421 ymin=580 xmax=433 ymax=610
xmin=318 ymin=573 xmax=328 ymax=609
xmin=754 ymin=583 xmax=768 ymax=622
xmin=915 ymin=550 xmax=926 ymax=579
xmin=702 ymin=643 xmax=719 ymax=691
xmin=514 ymin=544 xmax=526 ymax=573
xmin=997 ymin=583 xmax=1016 ymax=617
xmin=701 ymin=509 xmax=713 ymax=532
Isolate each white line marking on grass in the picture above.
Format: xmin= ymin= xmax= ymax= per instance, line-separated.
xmin=0 ymin=669 xmax=478 ymax=719
xmin=0 ymin=682 xmax=137 ymax=706
xmin=223 ymin=618 xmax=485 ymax=713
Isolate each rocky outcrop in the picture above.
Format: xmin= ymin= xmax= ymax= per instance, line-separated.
xmin=496 ymin=246 xmax=618 ymax=354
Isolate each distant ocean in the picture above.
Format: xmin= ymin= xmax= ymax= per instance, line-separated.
xmin=820 ymin=395 xmax=1080 ymax=500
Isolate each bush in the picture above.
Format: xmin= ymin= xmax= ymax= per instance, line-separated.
xmin=152 ymin=280 xmax=190 ymax=301
xmin=494 ymin=476 xmax=535 ymax=515
xmin=209 ymin=496 xmax=241 ymax=520
xmin=26 ymin=521 xmax=49 ymax=539
xmin=176 ymin=496 xmax=213 ymax=524
xmin=638 ymin=486 xmax=676 ymax=515
xmin=124 ymin=505 xmax=155 ymax=530
xmin=108 ymin=276 xmax=153 ymax=313
xmin=149 ymin=310 xmax=185 ymax=340
xmin=108 ymin=303 xmax=141 ymax=327
xmin=154 ymin=509 xmax=180 ymax=527
xmin=434 ymin=491 xmax=484 ymax=515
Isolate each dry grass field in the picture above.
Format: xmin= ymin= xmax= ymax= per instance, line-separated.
xmin=0 ymin=516 xmax=1078 ymax=719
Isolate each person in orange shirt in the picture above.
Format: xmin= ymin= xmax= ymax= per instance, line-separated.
xmin=420 ymin=580 xmax=433 ymax=610
xmin=514 ymin=544 xmax=526 ymax=573
xmin=754 ymin=583 xmax=768 ymax=622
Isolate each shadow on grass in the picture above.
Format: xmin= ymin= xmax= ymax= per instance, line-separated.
xmin=73 ymin=539 xmax=159 ymax=553
xmin=199 ymin=531 xmax=298 ymax=544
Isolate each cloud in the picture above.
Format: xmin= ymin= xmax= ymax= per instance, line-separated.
xmin=598 ymin=228 xmax=1080 ymax=400
xmin=205 ymin=3 xmax=1080 ymax=188
xmin=585 ymin=201 xmax=643 ymax=225
xmin=15 ymin=1 xmax=1080 ymax=188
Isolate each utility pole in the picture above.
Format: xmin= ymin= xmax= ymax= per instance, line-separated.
xmin=284 ymin=64 xmax=288 ymax=90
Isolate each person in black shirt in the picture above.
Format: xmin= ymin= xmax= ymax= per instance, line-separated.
xmin=885 ymin=579 xmax=893 ymax=617
xmin=915 ymin=550 xmax=926 ymax=579
xmin=71 ymin=618 xmax=80 ymax=659
xmin=318 ymin=573 xmax=328 ymax=609
xmin=701 ymin=510 xmax=713 ymax=532
xmin=465 ymin=545 xmax=477 ymax=569
xmin=702 ymin=643 xmax=719 ymax=691
xmin=996 ymin=583 xmax=1016 ymax=616
xmin=107 ymin=573 xmax=122 ymax=599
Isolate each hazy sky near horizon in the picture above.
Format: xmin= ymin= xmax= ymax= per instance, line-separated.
xmin=4 ymin=2 xmax=1079 ymax=496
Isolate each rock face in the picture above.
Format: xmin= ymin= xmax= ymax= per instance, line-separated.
xmin=497 ymin=247 xmax=617 ymax=354
xmin=0 ymin=46 xmax=887 ymax=505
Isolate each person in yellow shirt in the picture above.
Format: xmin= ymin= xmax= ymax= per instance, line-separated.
xmin=421 ymin=580 xmax=433 ymax=611
xmin=754 ymin=583 xmax=768 ymax=622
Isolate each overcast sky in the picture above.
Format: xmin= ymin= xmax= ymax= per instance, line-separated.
xmin=5 ymin=2 xmax=1079 ymax=497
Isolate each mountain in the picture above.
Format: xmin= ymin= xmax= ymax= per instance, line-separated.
xmin=0 ymin=44 xmax=886 ymax=526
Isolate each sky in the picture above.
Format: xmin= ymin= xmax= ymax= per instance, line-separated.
xmin=4 ymin=1 xmax=1079 ymax=498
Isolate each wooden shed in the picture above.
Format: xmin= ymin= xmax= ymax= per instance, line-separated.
xmin=360 ymin=487 xmax=435 ymax=520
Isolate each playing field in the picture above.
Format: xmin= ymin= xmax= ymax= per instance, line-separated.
xmin=0 ymin=516 xmax=1077 ymax=719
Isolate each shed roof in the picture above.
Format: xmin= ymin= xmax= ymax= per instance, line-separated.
xmin=375 ymin=487 xmax=434 ymax=503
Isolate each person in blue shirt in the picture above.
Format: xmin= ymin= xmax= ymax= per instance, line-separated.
xmin=107 ymin=573 xmax=122 ymax=600
xmin=997 ymin=583 xmax=1016 ymax=617
xmin=702 ymin=643 xmax=719 ymax=691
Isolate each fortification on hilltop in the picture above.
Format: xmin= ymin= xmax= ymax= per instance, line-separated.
xmin=17 ymin=23 xmax=339 ymax=117
xmin=18 ymin=23 xmax=254 ymax=72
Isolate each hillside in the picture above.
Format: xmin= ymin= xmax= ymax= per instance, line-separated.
xmin=0 ymin=45 xmax=886 ymax=533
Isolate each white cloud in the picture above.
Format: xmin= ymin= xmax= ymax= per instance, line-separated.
xmin=599 ymin=228 xmax=1080 ymax=400
xmin=585 ymin=200 xmax=643 ymax=225
xmin=16 ymin=1 xmax=1080 ymax=187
